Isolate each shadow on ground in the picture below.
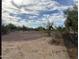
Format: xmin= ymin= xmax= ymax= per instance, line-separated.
xmin=62 ymin=32 xmax=78 ymax=59
xmin=48 ymin=32 xmax=78 ymax=59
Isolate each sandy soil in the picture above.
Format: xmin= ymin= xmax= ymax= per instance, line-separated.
xmin=2 ymin=31 xmax=70 ymax=59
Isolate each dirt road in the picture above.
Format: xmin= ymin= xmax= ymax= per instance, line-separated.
xmin=2 ymin=31 xmax=70 ymax=59
xmin=2 ymin=31 xmax=44 ymax=41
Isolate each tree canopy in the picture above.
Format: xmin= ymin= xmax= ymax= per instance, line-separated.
xmin=64 ymin=6 xmax=78 ymax=33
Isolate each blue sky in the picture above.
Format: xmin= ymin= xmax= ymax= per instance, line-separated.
xmin=55 ymin=0 xmax=74 ymax=5
xmin=2 ymin=0 xmax=77 ymax=28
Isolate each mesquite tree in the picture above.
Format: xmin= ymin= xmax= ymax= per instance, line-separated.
xmin=64 ymin=5 xmax=78 ymax=40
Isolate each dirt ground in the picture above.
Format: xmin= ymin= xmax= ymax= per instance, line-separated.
xmin=2 ymin=31 xmax=72 ymax=59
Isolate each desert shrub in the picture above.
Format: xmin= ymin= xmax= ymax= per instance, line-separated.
xmin=56 ymin=26 xmax=65 ymax=32
xmin=35 ymin=26 xmax=45 ymax=31
xmin=22 ymin=25 xmax=27 ymax=31
xmin=2 ymin=23 xmax=18 ymax=35
xmin=1 ymin=25 xmax=9 ymax=35
xmin=6 ymin=23 xmax=17 ymax=32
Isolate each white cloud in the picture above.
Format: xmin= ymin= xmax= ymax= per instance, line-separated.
xmin=2 ymin=0 xmax=75 ymax=28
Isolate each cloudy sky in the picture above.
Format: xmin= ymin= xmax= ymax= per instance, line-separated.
xmin=2 ymin=0 xmax=77 ymax=28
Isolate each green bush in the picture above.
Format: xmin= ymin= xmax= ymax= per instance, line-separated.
xmin=1 ymin=25 xmax=9 ymax=35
